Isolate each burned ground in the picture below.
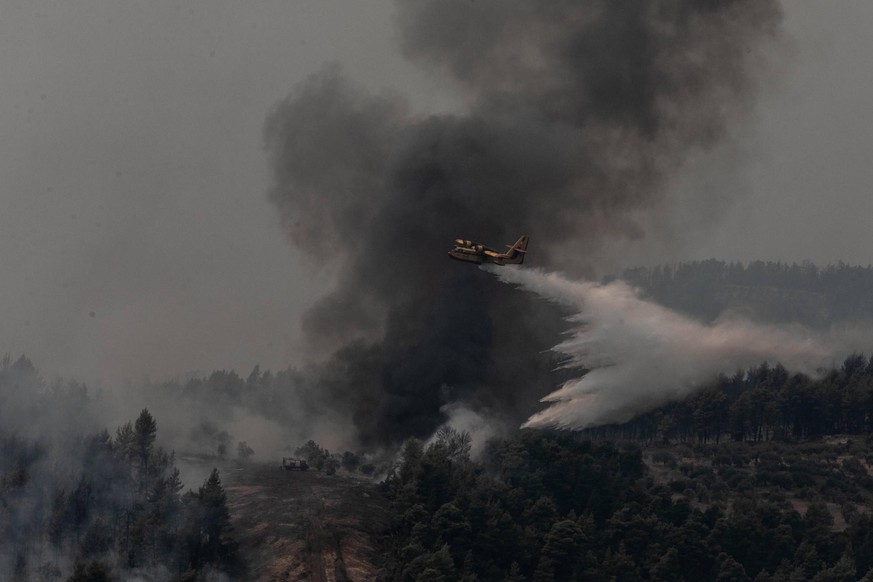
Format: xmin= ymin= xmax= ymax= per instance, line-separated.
xmin=218 ymin=462 xmax=389 ymax=582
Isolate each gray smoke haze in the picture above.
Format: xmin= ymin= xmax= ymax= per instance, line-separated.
xmin=486 ymin=266 xmax=873 ymax=429
xmin=265 ymin=0 xmax=784 ymax=444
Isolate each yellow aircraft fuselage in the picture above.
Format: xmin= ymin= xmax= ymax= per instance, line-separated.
xmin=448 ymin=235 xmax=529 ymax=266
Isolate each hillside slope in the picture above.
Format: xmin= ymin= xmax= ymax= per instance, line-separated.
xmin=221 ymin=463 xmax=389 ymax=581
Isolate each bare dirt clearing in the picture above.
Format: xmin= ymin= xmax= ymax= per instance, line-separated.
xmin=218 ymin=462 xmax=389 ymax=581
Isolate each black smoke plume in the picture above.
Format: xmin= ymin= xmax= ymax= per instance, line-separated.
xmin=265 ymin=0 xmax=783 ymax=445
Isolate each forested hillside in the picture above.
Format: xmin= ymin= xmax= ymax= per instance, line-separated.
xmin=0 ymin=358 xmax=237 ymax=581
xmin=584 ymin=354 xmax=873 ymax=444
xmin=383 ymin=426 xmax=873 ymax=581
xmin=379 ymin=352 xmax=873 ymax=581
xmin=620 ymin=261 xmax=873 ymax=327
xmin=9 ymin=261 xmax=873 ymax=581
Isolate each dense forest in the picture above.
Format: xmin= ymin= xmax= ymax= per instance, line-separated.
xmin=15 ymin=351 xmax=873 ymax=581
xmin=382 ymin=426 xmax=873 ymax=581
xmin=620 ymin=260 xmax=873 ymax=327
xmin=584 ymin=354 xmax=873 ymax=444
xmin=378 ymin=349 xmax=873 ymax=581
xmin=0 ymin=358 xmax=237 ymax=581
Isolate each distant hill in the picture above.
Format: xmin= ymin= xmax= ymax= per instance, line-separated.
xmin=618 ymin=260 xmax=873 ymax=327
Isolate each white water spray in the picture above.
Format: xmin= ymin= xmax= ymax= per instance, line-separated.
xmin=484 ymin=266 xmax=870 ymax=430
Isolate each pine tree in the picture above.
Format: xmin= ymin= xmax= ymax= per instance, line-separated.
xmin=114 ymin=422 xmax=135 ymax=476
xmin=651 ymin=547 xmax=684 ymax=582
xmin=716 ymin=553 xmax=751 ymax=582
xmin=133 ymin=409 xmax=157 ymax=489
xmin=198 ymin=468 xmax=234 ymax=567
xmin=533 ymin=556 xmax=555 ymax=582
xmin=506 ymin=562 xmax=526 ymax=582
xmin=811 ymin=554 xmax=857 ymax=582
xmin=460 ymin=549 xmax=479 ymax=581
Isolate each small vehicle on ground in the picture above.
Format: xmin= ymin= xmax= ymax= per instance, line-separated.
xmin=280 ymin=457 xmax=309 ymax=471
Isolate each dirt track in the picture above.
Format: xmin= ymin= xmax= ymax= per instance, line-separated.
xmin=222 ymin=463 xmax=390 ymax=581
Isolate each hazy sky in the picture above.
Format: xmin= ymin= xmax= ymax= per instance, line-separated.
xmin=0 ymin=0 xmax=871 ymax=385
xmin=691 ymin=1 xmax=873 ymax=265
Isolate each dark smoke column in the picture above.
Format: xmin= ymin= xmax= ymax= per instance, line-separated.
xmin=265 ymin=0 xmax=783 ymax=445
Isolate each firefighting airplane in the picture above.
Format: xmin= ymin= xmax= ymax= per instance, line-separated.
xmin=448 ymin=235 xmax=529 ymax=266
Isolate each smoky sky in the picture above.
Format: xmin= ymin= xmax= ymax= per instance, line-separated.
xmin=0 ymin=0 xmax=437 ymax=385
xmin=265 ymin=0 xmax=785 ymax=444
xmin=3 ymin=1 xmax=872 ymax=427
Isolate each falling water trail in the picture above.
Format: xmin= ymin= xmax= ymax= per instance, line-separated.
xmin=265 ymin=0 xmax=785 ymax=444
xmin=483 ymin=265 xmax=871 ymax=430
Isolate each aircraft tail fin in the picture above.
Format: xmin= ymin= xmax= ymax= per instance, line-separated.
xmin=503 ymin=235 xmax=529 ymax=264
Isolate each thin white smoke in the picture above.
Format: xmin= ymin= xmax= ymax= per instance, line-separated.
xmin=484 ymin=266 xmax=871 ymax=430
